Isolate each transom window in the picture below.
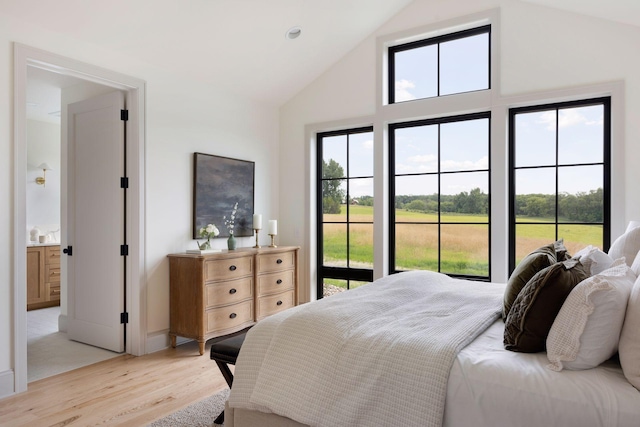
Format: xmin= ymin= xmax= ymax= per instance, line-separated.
xmin=317 ymin=127 xmax=374 ymax=298
xmin=508 ymin=97 xmax=611 ymax=271
xmin=390 ymin=113 xmax=491 ymax=279
xmin=389 ymin=25 xmax=490 ymax=103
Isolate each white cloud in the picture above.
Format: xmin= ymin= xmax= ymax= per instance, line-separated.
xmin=362 ymin=139 xmax=373 ymax=150
xmin=537 ymin=109 xmax=598 ymax=130
xmin=395 ymin=79 xmax=416 ymax=102
xmin=441 ymin=155 xmax=488 ymax=171
xmin=586 ymin=116 xmax=604 ymax=126
xmin=395 ymin=163 xmax=434 ymax=173
xmin=350 ymin=179 xmax=374 ymax=197
xmin=408 ymin=154 xmax=436 ymax=163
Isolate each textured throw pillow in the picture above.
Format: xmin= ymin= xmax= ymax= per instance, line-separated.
xmin=608 ymin=225 xmax=640 ymax=267
xmin=504 ymin=258 xmax=588 ymax=353
xmin=503 ymin=243 xmax=557 ymax=320
xmin=546 ymin=258 xmax=635 ymax=371
xmin=619 ymin=274 xmax=640 ymax=390
xmin=578 ymin=246 xmax=615 ymax=276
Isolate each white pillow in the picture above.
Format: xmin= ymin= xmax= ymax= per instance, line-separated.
xmin=578 ymin=246 xmax=614 ymax=276
xmin=546 ymin=258 xmax=635 ymax=371
xmin=574 ymin=245 xmax=594 ymax=258
xmin=619 ymin=273 xmax=640 ymax=390
xmin=631 ymin=251 xmax=640 ymax=277
xmin=608 ymin=225 xmax=640 ymax=267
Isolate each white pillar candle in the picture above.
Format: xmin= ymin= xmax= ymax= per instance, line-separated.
xmin=253 ymin=214 xmax=262 ymax=230
xmin=268 ymin=220 xmax=278 ymax=235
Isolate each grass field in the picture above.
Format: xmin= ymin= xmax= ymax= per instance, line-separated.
xmin=322 ymin=205 xmax=602 ymax=280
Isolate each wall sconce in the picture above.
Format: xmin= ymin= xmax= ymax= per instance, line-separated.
xmin=35 ymin=163 xmax=52 ymax=187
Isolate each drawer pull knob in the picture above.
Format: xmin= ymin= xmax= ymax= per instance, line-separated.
xmin=229 ymin=288 xmax=237 ymax=294
xmin=276 ymin=259 xmax=283 ymax=264
xmin=230 ymin=313 xmax=237 ymax=319
xmin=276 ymin=300 xmax=283 ymax=306
xmin=229 ymin=265 xmax=237 ymax=271
xmin=276 ymin=279 xmax=283 ymax=284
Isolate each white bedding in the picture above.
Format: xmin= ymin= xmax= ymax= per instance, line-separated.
xmin=229 ymin=270 xmax=504 ymax=427
xmin=229 ymin=273 xmax=640 ymax=427
xmin=445 ymin=319 xmax=640 ymax=427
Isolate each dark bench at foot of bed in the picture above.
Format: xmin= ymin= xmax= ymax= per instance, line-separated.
xmin=210 ymin=331 xmax=248 ymax=425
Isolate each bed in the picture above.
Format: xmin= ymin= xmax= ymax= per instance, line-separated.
xmin=224 ymin=235 xmax=640 ymax=427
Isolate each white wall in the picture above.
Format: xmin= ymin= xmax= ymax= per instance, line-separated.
xmin=26 ymin=119 xmax=61 ymax=242
xmin=0 ymin=11 xmax=279 ymax=394
xmin=279 ymin=0 xmax=640 ymax=298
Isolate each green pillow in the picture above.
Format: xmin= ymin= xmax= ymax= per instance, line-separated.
xmin=503 ymin=244 xmax=556 ymax=320
xmin=504 ymin=258 xmax=588 ymax=353
xmin=503 ymin=240 xmax=570 ymax=320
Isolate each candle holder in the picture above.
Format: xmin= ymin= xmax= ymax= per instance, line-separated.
xmin=253 ymin=229 xmax=261 ymax=248
xmin=268 ymin=234 xmax=277 ymax=248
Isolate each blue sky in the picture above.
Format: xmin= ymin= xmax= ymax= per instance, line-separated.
xmin=322 ymin=33 xmax=604 ymax=199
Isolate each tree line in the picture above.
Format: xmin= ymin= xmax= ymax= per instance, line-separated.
xmin=351 ymin=189 xmax=603 ymax=222
xmin=390 ymin=188 xmax=603 ymax=222
xmin=322 ymin=159 xmax=603 ymax=222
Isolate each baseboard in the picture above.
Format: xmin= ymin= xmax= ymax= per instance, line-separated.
xmin=58 ymin=313 xmax=67 ymax=332
xmin=0 ymin=369 xmax=15 ymax=399
xmin=145 ymin=330 xmax=191 ymax=354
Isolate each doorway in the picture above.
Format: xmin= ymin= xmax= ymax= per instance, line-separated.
xmin=25 ymin=68 xmax=123 ymax=382
xmin=13 ymin=43 xmax=146 ymax=394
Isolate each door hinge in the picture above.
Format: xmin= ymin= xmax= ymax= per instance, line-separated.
xmin=120 ymin=244 xmax=129 ymax=256
xmin=120 ymin=177 xmax=129 ymax=189
xmin=120 ymin=312 xmax=129 ymax=324
xmin=120 ymin=109 xmax=129 ymax=121
xmin=62 ymin=246 xmax=73 ymax=256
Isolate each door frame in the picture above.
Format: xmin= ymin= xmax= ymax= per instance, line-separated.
xmin=12 ymin=43 xmax=147 ymax=394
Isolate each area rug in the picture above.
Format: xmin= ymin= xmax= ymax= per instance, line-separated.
xmin=148 ymin=388 xmax=230 ymax=427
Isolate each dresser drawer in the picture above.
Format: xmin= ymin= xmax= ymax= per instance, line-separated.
xmin=206 ymin=300 xmax=254 ymax=334
xmin=49 ymin=284 xmax=61 ymax=300
xmin=257 ymin=290 xmax=295 ymax=320
xmin=45 ymin=246 xmax=61 ymax=264
xmin=206 ymin=277 xmax=253 ymax=309
xmin=45 ymin=265 xmax=61 ymax=284
xmin=256 ymin=250 xmax=295 ymax=274
xmin=204 ymin=256 xmax=253 ymax=282
xmin=257 ymin=269 xmax=294 ymax=296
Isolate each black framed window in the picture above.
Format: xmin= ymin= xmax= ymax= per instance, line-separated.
xmin=317 ymin=127 xmax=374 ymax=298
xmin=389 ymin=25 xmax=490 ymax=104
xmin=508 ymin=97 xmax=611 ymax=271
xmin=389 ymin=112 xmax=491 ymax=280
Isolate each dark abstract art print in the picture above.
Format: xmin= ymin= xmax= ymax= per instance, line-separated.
xmin=193 ymin=152 xmax=255 ymax=238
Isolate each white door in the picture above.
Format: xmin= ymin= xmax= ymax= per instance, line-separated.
xmin=66 ymin=91 xmax=126 ymax=352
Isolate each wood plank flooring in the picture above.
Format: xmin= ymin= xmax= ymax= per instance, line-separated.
xmin=0 ymin=340 xmax=228 ymax=426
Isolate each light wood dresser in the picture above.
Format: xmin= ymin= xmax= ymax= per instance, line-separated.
xmin=27 ymin=245 xmax=61 ymax=310
xmin=168 ymin=246 xmax=299 ymax=355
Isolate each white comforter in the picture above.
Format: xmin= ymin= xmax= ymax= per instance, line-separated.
xmin=229 ymin=270 xmax=504 ymax=427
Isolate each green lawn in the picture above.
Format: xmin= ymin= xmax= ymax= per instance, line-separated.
xmin=322 ymin=205 xmax=601 ymax=279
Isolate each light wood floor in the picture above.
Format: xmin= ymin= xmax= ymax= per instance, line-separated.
xmin=0 ymin=340 xmax=229 ymax=427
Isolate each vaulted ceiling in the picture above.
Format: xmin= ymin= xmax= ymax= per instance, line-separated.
xmin=11 ymin=0 xmax=639 ymax=123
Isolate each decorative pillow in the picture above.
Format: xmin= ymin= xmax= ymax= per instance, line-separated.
xmin=504 ymin=258 xmax=588 ymax=353
xmin=574 ymin=245 xmax=594 ymax=258
xmin=546 ymin=258 xmax=635 ymax=371
xmin=554 ymin=239 xmax=571 ymax=261
xmin=578 ymin=246 xmax=615 ymax=276
xmin=503 ymin=243 xmax=559 ymax=320
xmin=608 ymin=225 xmax=640 ymax=267
xmin=631 ymin=251 xmax=640 ymax=277
xmin=619 ymin=274 xmax=640 ymax=390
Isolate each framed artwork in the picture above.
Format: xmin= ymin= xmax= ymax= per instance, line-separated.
xmin=193 ymin=152 xmax=255 ymax=238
